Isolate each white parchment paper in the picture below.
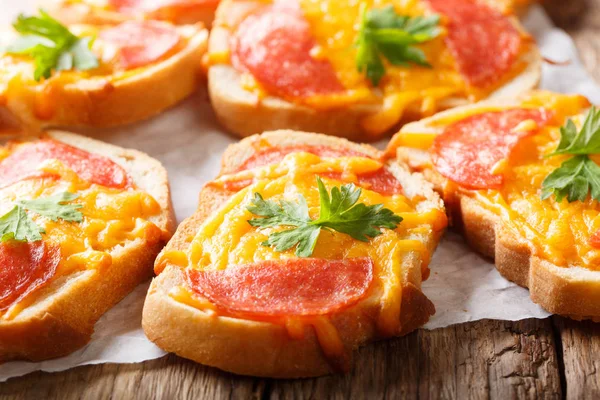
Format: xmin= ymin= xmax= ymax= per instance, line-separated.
xmin=1 ymin=2 xmax=599 ymax=382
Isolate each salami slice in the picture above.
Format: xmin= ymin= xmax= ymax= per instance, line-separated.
xmin=186 ymin=257 xmax=373 ymax=317
xmin=230 ymin=3 xmax=344 ymax=98
xmin=431 ymin=108 xmax=550 ymax=189
xmin=99 ymin=20 xmax=181 ymax=70
xmin=590 ymin=230 xmax=600 ymax=249
xmin=108 ymin=0 xmax=218 ymax=14
xmin=320 ymin=170 xmax=404 ymax=196
xmin=0 ymin=139 xmax=131 ymax=189
xmin=426 ymin=0 xmax=522 ymax=87
xmin=0 ymin=241 xmax=60 ymax=311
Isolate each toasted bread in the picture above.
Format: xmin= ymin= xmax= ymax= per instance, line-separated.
xmin=0 ymin=130 xmax=175 ymax=361
xmin=0 ymin=23 xmax=207 ymax=131
xmin=49 ymin=0 xmax=219 ymax=27
xmin=142 ymin=130 xmax=446 ymax=377
xmin=387 ymin=92 xmax=600 ymax=321
xmin=207 ymin=0 xmax=541 ymax=142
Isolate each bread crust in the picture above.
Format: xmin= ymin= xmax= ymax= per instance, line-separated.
xmin=142 ymin=130 xmax=445 ymax=377
xmin=0 ymin=131 xmax=176 ymax=362
xmin=0 ymin=24 xmax=207 ymax=131
xmin=207 ymin=0 xmax=541 ymax=142
xmin=390 ymin=96 xmax=600 ymax=321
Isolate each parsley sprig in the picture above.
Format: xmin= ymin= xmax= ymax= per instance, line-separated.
xmin=0 ymin=192 xmax=83 ymax=242
xmin=355 ymin=5 xmax=440 ymax=86
xmin=247 ymin=177 xmax=403 ymax=257
xmin=542 ymin=107 xmax=600 ymax=202
xmin=5 ymin=10 xmax=98 ymax=81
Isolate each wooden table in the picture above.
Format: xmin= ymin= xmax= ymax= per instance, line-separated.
xmin=2 ymin=1 xmax=600 ymax=398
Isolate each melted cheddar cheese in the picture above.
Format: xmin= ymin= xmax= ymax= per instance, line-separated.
xmin=162 ymin=152 xmax=447 ymax=358
xmin=0 ymin=155 xmax=166 ymax=319
xmin=398 ymin=91 xmax=600 ymax=270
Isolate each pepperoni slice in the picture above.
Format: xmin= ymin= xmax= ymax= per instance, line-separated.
xmin=99 ymin=20 xmax=181 ymax=70
xmin=236 ymin=145 xmax=369 ymax=172
xmin=426 ymin=0 xmax=522 ymax=87
xmin=320 ymin=170 xmax=403 ymax=196
xmin=0 ymin=139 xmax=131 ymax=189
xmin=186 ymin=258 xmax=373 ymax=317
xmin=431 ymin=108 xmax=551 ymax=189
xmin=0 ymin=241 xmax=60 ymax=311
xmin=590 ymin=230 xmax=600 ymax=249
xmin=230 ymin=3 xmax=344 ymax=98
xmin=108 ymin=0 xmax=219 ymax=14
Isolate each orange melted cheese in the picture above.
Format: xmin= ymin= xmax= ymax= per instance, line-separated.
xmin=397 ymin=91 xmax=600 ymax=270
xmin=163 ymin=152 xmax=447 ymax=361
xmin=0 ymin=158 xmax=165 ymax=319
xmin=215 ymin=0 xmax=528 ymax=137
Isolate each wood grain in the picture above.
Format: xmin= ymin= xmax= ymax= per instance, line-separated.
xmin=1 ymin=1 xmax=600 ymax=399
xmin=0 ymin=319 xmax=562 ymax=400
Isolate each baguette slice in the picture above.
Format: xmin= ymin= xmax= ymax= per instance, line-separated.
xmin=387 ymin=92 xmax=600 ymax=321
xmin=48 ymin=0 xmax=220 ymax=27
xmin=207 ymin=0 xmax=541 ymax=142
xmin=142 ymin=130 xmax=446 ymax=378
xmin=0 ymin=130 xmax=175 ymax=362
xmin=0 ymin=22 xmax=207 ymax=131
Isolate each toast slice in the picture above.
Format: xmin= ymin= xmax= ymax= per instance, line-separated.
xmin=49 ymin=0 xmax=220 ymax=27
xmin=386 ymin=91 xmax=600 ymax=321
xmin=0 ymin=130 xmax=175 ymax=361
xmin=0 ymin=20 xmax=207 ymax=131
xmin=207 ymin=0 xmax=541 ymax=142
xmin=142 ymin=131 xmax=447 ymax=377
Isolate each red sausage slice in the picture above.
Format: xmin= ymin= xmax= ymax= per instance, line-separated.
xmin=109 ymin=0 xmax=219 ymax=14
xmin=426 ymin=0 xmax=522 ymax=87
xmin=0 ymin=139 xmax=131 ymax=189
xmin=431 ymin=108 xmax=551 ymax=189
xmin=230 ymin=3 xmax=344 ymax=98
xmin=590 ymin=230 xmax=600 ymax=249
xmin=320 ymin=170 xmax=404 ymax=196
xmin=0 ymin=241 xmax=60 ymax=311
xmin=108 ymin=0 xmax=219 ymax=14
xmin=186 ymin=257 xmax=373 ymax=317
xmin=99 ymin=20 xmax=181 ymax=70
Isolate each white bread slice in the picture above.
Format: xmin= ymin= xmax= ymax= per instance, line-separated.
xmin=388 ymin=96 xmax=600 ymax=321
xmin=142 ymin=130 xmax=445 ymax=378
xmin=0 ymin=23 xmax=207 ymax=131
xmin=48 ymin=0 xmax=219 ymax=28
xmin=0 ymin=130 xmax=176 ymax=362
xmin=207 ymin=0 xmax=541 ymax=142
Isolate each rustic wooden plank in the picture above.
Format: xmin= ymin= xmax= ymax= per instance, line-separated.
xmin=0 ymin=319 xmax=560 ymax=400
xmin=0 ymin=354 xmax=266 ymax=400
xmin=552 ymin=317 xmax=600 ymax=400
xmin=266 ymin=319 xmax=560 ymax=400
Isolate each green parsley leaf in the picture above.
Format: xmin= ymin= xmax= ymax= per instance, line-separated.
xmin=550 ymin=106 xmax=600 ymax=155
xmin=5 ymin=10 xmax=98 ymax=81
xmin=247 ymin=177 xmax=403 ymax=257
xmin=17 ymin=192 xmax=83 ymax=223
xmin=542 ymin=108 xmax=600 ymax=203
xmin=0 ymin=192 xmax=83 ymax=243
xmin=355 ymin=5 xmax=440 ymax=86
xmin=0 ymin=206 xmax=45 ymax=242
